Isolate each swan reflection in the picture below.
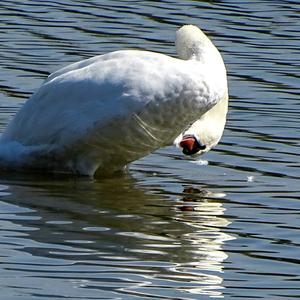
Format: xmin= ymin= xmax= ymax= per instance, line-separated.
xmin=168 ymin=186 xmax=234 ymax=298
xmin=0 ymin=175 xmax=234 ymax=299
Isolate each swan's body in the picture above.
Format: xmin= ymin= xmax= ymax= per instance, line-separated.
xmin=0 ymin=25 xmax=228 ymax=176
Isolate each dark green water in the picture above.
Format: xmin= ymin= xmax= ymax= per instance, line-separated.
xmin=0 ymin=1 xmax=300 ymax=299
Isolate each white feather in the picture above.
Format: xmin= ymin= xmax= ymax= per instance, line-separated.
xmin=0 ymin=25 xmax=228 ymax=176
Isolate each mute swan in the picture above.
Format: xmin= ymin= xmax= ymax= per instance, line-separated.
xmin=0 ymin=25 xmax=228 ymax=177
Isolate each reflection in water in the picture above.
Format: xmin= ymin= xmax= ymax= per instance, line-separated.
xmin=172 ymin=187 xmax=233 ymax=297
xmin=0 ymin=174 xmax=233 ymax=299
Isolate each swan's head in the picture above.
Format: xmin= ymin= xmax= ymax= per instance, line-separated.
xmin=175 ymin=24 xmax=215 ymax=60
xmin=174 ymin=95 xmax=228 ymax=156
xmin=175 ymin=119 xmax=225 ymax=156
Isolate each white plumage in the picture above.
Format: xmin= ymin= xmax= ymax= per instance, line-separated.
xmin=0 ymin=25 xmax=228 ymax=176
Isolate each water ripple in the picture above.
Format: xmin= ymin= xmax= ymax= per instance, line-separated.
xmin=0 ymin=0 xmax=300 ymax=299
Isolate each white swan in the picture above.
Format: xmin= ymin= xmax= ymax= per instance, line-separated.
xmin=0 ymin=25 xmax=228 ymax=176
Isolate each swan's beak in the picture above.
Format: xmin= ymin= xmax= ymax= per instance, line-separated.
xmin=179 ymin=134 xmax=206 ymax=155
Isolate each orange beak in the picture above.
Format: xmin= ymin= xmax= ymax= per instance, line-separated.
xmin=179 ymin=135 xmax=206 ymax=155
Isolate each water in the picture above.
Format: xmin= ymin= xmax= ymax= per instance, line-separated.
xmin=0 ymin=0 xmax=300 ymax=299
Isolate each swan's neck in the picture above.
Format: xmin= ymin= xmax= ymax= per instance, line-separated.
xmin=175 ymin=25 xmax=226 ymax=79
xmin=176 ymin=25 xmax=216 ymax=59
xmin=180 ymin=93 xmax=228 ymax=151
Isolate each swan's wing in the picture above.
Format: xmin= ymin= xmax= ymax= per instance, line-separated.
xmin=1 ymin=50 xmax=224 ymax=149
xmin=46 ymin=52 xmax=113 ymax=82
xmin=46 ymin=50 xmax=161 ymax=82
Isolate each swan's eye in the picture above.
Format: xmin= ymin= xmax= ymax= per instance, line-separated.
xmin=179 ymin=134 xmax=206 ymax=155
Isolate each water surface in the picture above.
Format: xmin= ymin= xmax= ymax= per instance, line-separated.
xmin=0 ymin=1 xmax=300 ymax=299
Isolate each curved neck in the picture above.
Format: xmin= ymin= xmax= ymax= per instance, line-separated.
xmin=182 ymin=93 xmax=228 ymax=150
